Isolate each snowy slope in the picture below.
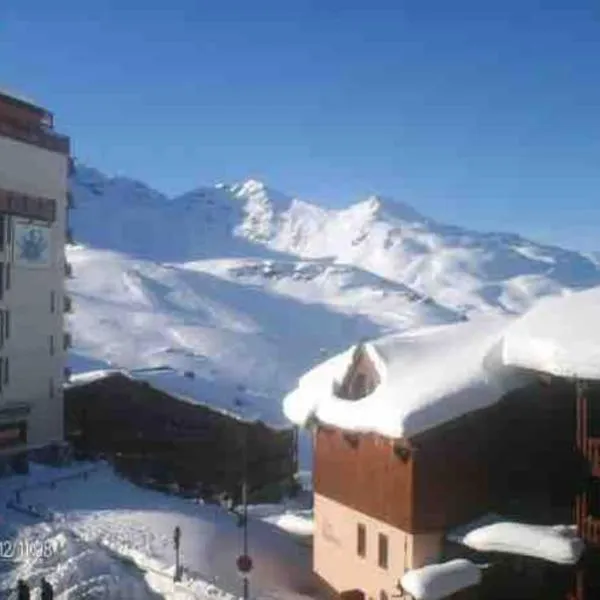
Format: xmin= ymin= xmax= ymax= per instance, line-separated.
xmin=66 ymin=246 xmax=456 ymax=403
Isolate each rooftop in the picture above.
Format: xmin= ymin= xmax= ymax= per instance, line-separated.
xmin=283 ymin=286 xmax=600 ymax=439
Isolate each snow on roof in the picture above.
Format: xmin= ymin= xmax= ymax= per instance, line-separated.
xmin=400 ymin=559 xmax=482 ymax=600
xmin=67 ymin=366 xmax=290 ymax=430
xmin=447 ymin=514 xmax=585 ymax=565
xmin=502 ymin=287 xmax=600 ymax=380
xmin=68 ymin=369 xmax=120 ymax=385
xmin=283 ymin=315 xmax=529 ymax=439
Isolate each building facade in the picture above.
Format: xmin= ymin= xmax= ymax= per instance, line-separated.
xmin=309 ymin=345 xmax=598 ymax=600
xmin=0 ymin=91 xmax=71 ymax=465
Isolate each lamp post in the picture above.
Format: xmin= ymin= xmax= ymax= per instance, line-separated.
xmin=173 ymin=525 xmax=181 ymax=582
xmin=236 ymin=429 xmax=252 ymax=600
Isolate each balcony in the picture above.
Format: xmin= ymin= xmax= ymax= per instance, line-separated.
xmin=64 ymin=261 xmax=73 ymax=278
xmin=63 ymin=332 xmax=72 ymax=351
xmin=63 ymin=295 xmax=73 ymax=313
xmin=581 ymin=515 xmax=600 ymax=546
xmin=68 ymin=157 xmax=75 ymax=177
xmin=0 ymin=118 xmax=69 ymax=155
xmin=585 ymin=438 xmax=600 ymax=478
xmin=63 ymin=366 xmax=72 ymax=383
xmin=65 ymin=227 xmax=75 ymax=245
xmin=66 ymin=191 xmax=74 ymax=209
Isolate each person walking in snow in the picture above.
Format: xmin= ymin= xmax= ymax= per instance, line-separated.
xmin=40 ymin=577 xmax=53 ymax=600
xmin=16 ymin=579 xmax=30 ymax=600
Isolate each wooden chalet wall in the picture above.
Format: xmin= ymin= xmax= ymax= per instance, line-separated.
xmin=314 ymin=427 xmax=414 ymax=530
xmin=65 ymin=374 xmax=296 ymax=500
xmin=314 ymin=378 xmax=580 ymax=534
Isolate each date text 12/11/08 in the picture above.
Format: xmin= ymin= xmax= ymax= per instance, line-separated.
xmin=0 ymin=539 xmax=57 ymax=560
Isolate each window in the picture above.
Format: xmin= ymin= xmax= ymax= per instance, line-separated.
xmin=0 ymin=215 xmax=4 ymax=251
xmin=357 ymin=523 xmax=366 ymax=558
xmin=378 ymin=533 xmax=388 ymax=569
xmin=5 ymin=311 xmax=9 ymax=339
xmin=0 ymin=264 xmax=3 ymax=300
xmin=6 ymin=217 xmax=11 ymax=244
xmin=6 ymin=264 xmax=10 ymax=290
xmin=49 ymin=335 xmax=54 ymax=356
xmin=4 ymin=357 xmax=9 ymax=386
xmin=50 ymin=291 xmax=55 ymax=313
xmin=380 ymin=592 xmax=389 ymax=600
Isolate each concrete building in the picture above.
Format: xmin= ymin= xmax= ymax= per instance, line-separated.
xmin=0 ymin=90 xmax=71 ymax=468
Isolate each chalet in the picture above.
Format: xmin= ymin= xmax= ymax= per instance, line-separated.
xmin=283 ymin=287 xmax=600 ymax=600
xmin=65 ymin=367 xmax=298 ymax=504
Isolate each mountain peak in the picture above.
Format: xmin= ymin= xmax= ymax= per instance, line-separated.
xmin=354 ymin=194 xmax=429 ymax=225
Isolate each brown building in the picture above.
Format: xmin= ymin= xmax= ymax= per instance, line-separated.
xmin=284 ymin=290 xmax=600 ymax=600
xmin=65 ymin=368 xmax=298 ymax=504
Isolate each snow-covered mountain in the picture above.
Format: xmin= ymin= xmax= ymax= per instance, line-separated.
xmin=67 ymin=164 xmax=600 ymax=407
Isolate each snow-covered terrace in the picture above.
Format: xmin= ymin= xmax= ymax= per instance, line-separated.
xmin=283 ymin=286 xmax=600 ymax=439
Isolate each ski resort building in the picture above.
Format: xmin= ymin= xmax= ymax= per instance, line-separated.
xmin=65 ymin=367 xmax=298 ymax=503
xmin=0 ymin=90 xmax=72 ymax=471
xmin=283 ymin=288 xmax=600 ymax=600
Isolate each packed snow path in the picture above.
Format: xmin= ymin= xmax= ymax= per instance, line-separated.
xmin=0 ymin=463 xmax=318 ymax=600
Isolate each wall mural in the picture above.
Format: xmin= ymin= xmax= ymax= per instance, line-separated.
xmin=13 ymin=219 xmax=51 ymax=267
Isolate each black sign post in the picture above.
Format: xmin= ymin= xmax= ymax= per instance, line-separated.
xmin=173 ymin=526 xmax=181 ymax=582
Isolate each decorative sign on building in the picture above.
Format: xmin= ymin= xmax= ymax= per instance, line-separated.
xmin=13 ymin=219 xmax=51 ymax=267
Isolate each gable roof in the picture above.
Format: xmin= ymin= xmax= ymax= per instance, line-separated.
xmin=283 ymin=315 xmax=528 ymax=439
xmin=283 ymin=285 xmax=600 ymax=439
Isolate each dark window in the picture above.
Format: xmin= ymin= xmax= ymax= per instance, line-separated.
xmin=49 ymin=335 xmax=54 ymax=355
xmin=4 ymin=357 xmax=8 ymax=385
xmin=357 ymin=523 xmax=366 ymax=558
xmin=0 ymin=311 xmax=4 ymax=347
xmin=0 ymin=215 xmax=4 ymax=251
xmin=6 ymin=264 xmax=10 ymax=290
xmin=0 ymin=264 xmax=3 ymax=300
xmin=378 ymin=533 xmax=388 ymax=569
xmin=7 ymin=217 xmax=11 ymax=244
xmin=50 ymin=291 xmax=55 ymax=313
xmin=5 ymin=311 xmax=9 ymax=339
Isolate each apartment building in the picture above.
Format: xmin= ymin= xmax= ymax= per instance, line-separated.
xmin=0 ymin=90 xmax=72 ymax=468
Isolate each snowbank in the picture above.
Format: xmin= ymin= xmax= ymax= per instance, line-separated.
xmin=502 ymin=287 xmax=600 ymax=380
xmin=283 ymin=316 xmax=528 ymax=439
xmin=400 ymin=559 xmax=482 ymax=600
xmin=447 ymin=515 xmax=585 ymax=565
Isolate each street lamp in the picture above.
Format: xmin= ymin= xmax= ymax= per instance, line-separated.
xmin=235 ymin=429 xmax=252 ymax=600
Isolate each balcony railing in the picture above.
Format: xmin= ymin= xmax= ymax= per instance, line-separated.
xmin=67 ymin=191 xmax=74 ymax=209
xmin=0 ymin=119 xmax=69 ymax=155
xmin=586 ymin=438 xmax=600 ymax=477
xmin=582 ymin=515 xmax=600 ymax=546
xmin=63 ymin=367 xmax=72 ymax=383
xmin=63 ymin=295 xmax=73 ymax=313
xmin=63 ymin=332 xmax=72 ymax=350
xmin=64 ymin=261 xmax=73 ymax=278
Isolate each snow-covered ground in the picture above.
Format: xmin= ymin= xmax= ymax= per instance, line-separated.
xmin=0 ymin=462 xmax=316 ymax=600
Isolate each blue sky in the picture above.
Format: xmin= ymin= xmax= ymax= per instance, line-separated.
xmin=1 ymin=1 xmax=600 ymax=251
